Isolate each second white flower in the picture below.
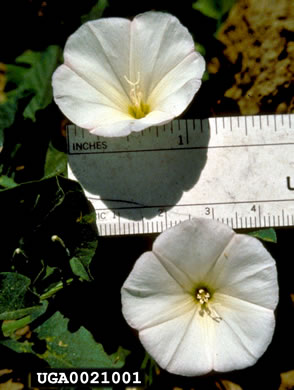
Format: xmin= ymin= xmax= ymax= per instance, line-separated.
xmin=121 ymin=218 xmax=279 ymax=376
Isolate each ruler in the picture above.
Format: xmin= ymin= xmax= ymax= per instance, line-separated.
xmin=67 ymin=114 xmax=294 ymax=236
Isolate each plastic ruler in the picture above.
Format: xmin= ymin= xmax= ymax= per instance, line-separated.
xmin=67 ymin=114 xmax=294 ymax=236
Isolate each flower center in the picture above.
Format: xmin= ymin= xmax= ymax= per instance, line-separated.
xmin=124 ymin=72 xmax=150 ymax=119
xmin=195 ymin=287 xmax=211 ymax=305
xmin=194 ymin=287 xmax=222 ymax=322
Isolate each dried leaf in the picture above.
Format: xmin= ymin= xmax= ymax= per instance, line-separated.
xmin=217 ymin=0 xmax=294 ymax=114
xmin=0 ymin=379 xmax=24 ymax=390
xmin=0 ymin=369 xmax=12 ymax=377
xmin=279 ymin=370 xmax=294 ymax=390
xmin=216 ymin=379 xmax=243 ymax=390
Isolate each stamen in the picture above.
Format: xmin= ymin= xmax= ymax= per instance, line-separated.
xmin=196 ymin=288 xmax=211 ymax=305
xmin=195 ymin=287 xmax=222 ymax=322
xmin=124 ymin=72 xmax=150 ymax=119
xmin=199 ymin=305 xmax=222 ymax=323
xmin=124 ymin=72 xmax=142 ymax=107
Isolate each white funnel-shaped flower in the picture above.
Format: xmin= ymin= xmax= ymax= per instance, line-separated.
xmin=121 ymin=218 xmax=279 ymax=376
xmin=52 ymin=12 xmax=205 ymax=137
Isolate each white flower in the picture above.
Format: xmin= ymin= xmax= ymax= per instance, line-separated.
xmin=121 ymin=218 xmax=278 ymax=377
xmin=52 ymin=12 xmax=205 ymax=137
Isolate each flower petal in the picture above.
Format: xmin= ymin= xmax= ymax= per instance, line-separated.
xmin=207 ymin=234 xmax=279 ymax=310
xmin=130 ymin=12 xmax=205 ymax=102
xmin=148 ymin=52 xmax=205 ymax=116
xmin=152 ymin=219 xmax=235 ymax=289
xmin=53 ymin=65 xmax=174 ymax=136
xmin=122 ymin=250 xmax=215 ymax=375
xmin=52 ymin=17 xmax=137 ymax=136
xmin=90 ymin=109 xmax=173 ymax=136
xmin=211 ymin=294 xmax=276 ymax=372
xmin=140 ymin=307 xmax=214 ymax=376
xmin=62 ymin=17 xmax=131 ymax=109
xmin=121 ymin=251 xmax=194 ymax=331
xmin=52 ymin=64 xmax=132 ymax=135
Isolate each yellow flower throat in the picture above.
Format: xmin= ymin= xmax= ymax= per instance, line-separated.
xmin=124 ymin=73 xmax=150 ymax=119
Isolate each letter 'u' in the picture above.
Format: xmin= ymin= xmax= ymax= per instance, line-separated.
xmin=36 ymin=373 xmax=47 ymax=384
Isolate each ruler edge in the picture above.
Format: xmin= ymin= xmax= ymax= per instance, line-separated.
xmin=66 ymin=113 xmax=294 ymax=155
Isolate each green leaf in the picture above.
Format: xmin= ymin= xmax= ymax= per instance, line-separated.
xmin=15 ymin=50 xmax=42 ymax=67
xmin=193 ymin=0 xmax=220 ymax=19
xmin=0 ymin=128 xmax=3 ymax=149
xmin=195 ymin=42 xmax=206 ymax=56
xmin=0 ymin=338 xmax=34 ymax=354
xmin=141 ymin=352 xmax=159 ymax=387
xmin=0 ymin=89 xmax=31 ymax=135
xmin=38 ymin=312 xmax=129 ymax=368
xmin=2 ymin=301 xmax=48 ymax=337
xmin=2 ymin=312 xmax=130 ymax=369
xmin=81 ymin=0 xmax=109 ymax=23
xmin=0 ymin=45 xmax=61 ymax=133
xmin=248 ymin=228 xmax=277 ymax=243
xmin=22 ymin=46 xmax=62 ymax=121
xmin=5 ymin=64 xmax=29 ymax=85
xmin=192 ymin=0 xmax=235 ymax=20
xmin=0 ymin=175 xmax=18 ymax=189
xmin=69 ymin=257 xmax=91 ymax=281
xmin=1 ymin=176 xmax=98 ymax=288
xmin=0 ymin=273 xmax=39 ymax=320
xmin=110 ymin=346 xmax=131 ymax=366
xmin=44 ymin=142 xmax=67 ymax=178
xmin=69 ymin=211 xmax=97 ymax=281
xmin=44 ymin=265 xmax=58 ymax=280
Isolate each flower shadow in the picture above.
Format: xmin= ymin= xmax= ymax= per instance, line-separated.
xmin=68 ymin=120 xmax=210 ymax=221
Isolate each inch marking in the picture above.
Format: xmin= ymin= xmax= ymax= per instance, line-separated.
xmin=185 ymin=121 xmax=189 ymax=144
xmin=118 ymin=213 xmax=121 ymax=235
xmin=68 ymin=142 xmax=294 ymax=155
xmin=96 ymin=209 xmax=294 ymax=236
xmin=258 ymin=205 xmax=262 ymax=226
